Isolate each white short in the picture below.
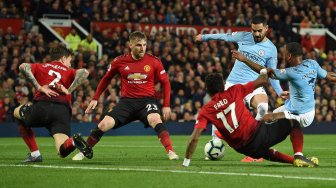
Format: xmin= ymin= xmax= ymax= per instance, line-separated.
xmin=273 ymin=105 xmax=315 ymax=128
xmin=225 ymin=81 xmax=267 ymax=109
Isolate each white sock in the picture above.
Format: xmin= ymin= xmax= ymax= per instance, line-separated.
xmin=294 ymin=152 xmax=303 ymax=156
xmin=31 ymin=150 xmax=41 ymax=157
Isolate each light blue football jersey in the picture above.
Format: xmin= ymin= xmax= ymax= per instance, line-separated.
xmin=273 ymin=59 xmax=327 ymax=114
xmin=202 ymin=32 xmax=283 ymax=96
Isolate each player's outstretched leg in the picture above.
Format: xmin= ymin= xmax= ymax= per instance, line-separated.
xmin=154 ymin=123 xmax=178 ymax=160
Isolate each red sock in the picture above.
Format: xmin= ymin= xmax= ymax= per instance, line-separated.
xmin=59 ymin=137 xmax=76 ymax=158
xmin=268 ymin=149 xmax=294 ymax=164
xmin=63 ymin=137 xmax=75 ymax=150
xmin=87 ymin=136 xmax=99 ymax=147
xmin=18 ymin=124 xmax=39 ymax=152
xmin=158 ymin=130 xmax=174 ymax=153
xmin=290 ymin=127 xmax=303 ymax=154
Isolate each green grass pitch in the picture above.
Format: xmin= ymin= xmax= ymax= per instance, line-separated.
xmin=0 ymin=135 xmax=336 ymax=188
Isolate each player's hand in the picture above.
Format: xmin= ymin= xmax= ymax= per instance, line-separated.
xmin=194 ymin=34 xmax=202 ymax=42
xmin=231 ymin=50 xmax=247 ymax=62
xmin=85 ymin=100 xmax=98 ymax=114
xmin=260 ymin=114 xmax=275 ymax=123
xmin=280 ymin=91 xmax=290 ymax=100
xmin=38 ymin=85 xmax=59 ymax=98
xmin=162 ymin=107 xmax=171 ymax=121
xmin=49 ymin=83 xmax=69 ymax=95
xmin=266 ymin=68 xmax=276 ymax=78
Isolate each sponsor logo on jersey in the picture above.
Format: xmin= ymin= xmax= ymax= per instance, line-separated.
xmin=127 ymin=73 xmax=148 ymax=80
xmin=241 ymin=51 xmax=264 ymax=64
xmin=125 ymin=66 xmax=130 ymax=70
xmin=258 ymin=49 xmax=265 ymax=57
xmin=144 ymin=65 xmax=151 ymax=72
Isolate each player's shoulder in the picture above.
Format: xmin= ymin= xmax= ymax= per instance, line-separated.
xmin=145 ymin=53 xmax=161 ymax=61
xmin=112 ymin=54 xmax=129 ymax=63
xmin=302 ymin=59 xmax=319 ymax=68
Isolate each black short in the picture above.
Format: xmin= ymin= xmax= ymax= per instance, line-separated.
xmin=19 ymin=101 xmax=71 ymax=136
xmin=105 ymin=97 xmax=161 ymax=129
xmin=235 ymin=119 xmax=299 ymax=158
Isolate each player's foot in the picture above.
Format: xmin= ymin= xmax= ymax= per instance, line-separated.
xmin=73 ymin=134 xmax=93 ymax=159
xmin=167 ymin=150 xmax=179 ymax=160
xmin=241 ymin=156 xmax=264 ymax=162
xmin=23 ymin=153 xmax=42 ymax=162
xmin=205 ymin=156 xmax=210 ymax=160
xmin=72 ymin=152 xmax=85 ymax=161
xmin=293 ymin=155 xmax=318 ymax=167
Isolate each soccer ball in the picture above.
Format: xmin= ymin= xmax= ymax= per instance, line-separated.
xmin=204 ymin=139 xmax=225 ymax=160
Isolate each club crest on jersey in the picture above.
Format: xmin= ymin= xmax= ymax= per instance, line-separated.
xmin=280 ymin=69 xmax=286 ymax=74
xmin=127 ymin=73 xmax=147 ymax=80
xmin=258 ymin=49 xmax=265 ymax=57
xmin=144 ymin=65 xmax=151 ymax=72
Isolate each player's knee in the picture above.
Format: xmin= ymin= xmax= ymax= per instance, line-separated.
xmin=154 ymin=123 xmax=167 ymax=134
xmin=98 ymin=116 xmax=115 ymax=132
xmin=257 ymin=103 xmax=268 ymax=116
xmin=147 ymin=113 xmax=162 ymax=127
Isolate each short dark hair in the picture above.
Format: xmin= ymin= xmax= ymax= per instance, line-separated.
xmin=49 ymin=43 xmax=73 ymax=61
xmin=251 ymin=15 xmax=267 ymax=26
xmin=129 ymin=31 xmax=147 ymax=41
xmin=286 ymin=42 xmax=303 ymax=57
xmin=205 ymin=73 xmax=225 ymax=96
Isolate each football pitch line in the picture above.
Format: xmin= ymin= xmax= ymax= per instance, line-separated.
xmin=1 ymin=164 xmax=335 ymax=181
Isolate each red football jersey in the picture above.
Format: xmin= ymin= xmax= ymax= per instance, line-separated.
xmin=195 ymin=82 xmax=260 ymax=149
xmin=31 ymin=61 xmax=76 ymax=106
xmin=93 ymin=53 xmax=171 ymax=107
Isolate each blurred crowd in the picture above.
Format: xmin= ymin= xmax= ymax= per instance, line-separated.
xmin=0 ymin=0 xmax=335 ymax=123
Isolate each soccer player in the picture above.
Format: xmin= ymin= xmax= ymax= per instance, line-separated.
xmin=232 ymin=42 xmax=336 ymax=166
xmin=182 ymin=73 xmax=318 ymax=167
xmin=195 ymin=15 xmax=286 ymax=162
xmin=72 ymin=31 xmax=179 ymax=161
xmin=13 ymin=44 xmax=93 ymax=162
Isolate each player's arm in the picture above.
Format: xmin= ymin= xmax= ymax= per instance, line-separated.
xmin=232 ymin=50 xmax=272 ymax=75
xmin=194 ymin=32 xmax=244 ymax=42
xmin=183 ymin=127 xmax=204 ymax=167
xmin=68 ymin=69 xmax=89 ymax=93
xmin=156 ymin=60 xmax=171 ymax=121
xmin=54 ymin=69 xmax=89 ymax=95
xmin=86 ymin=62 xmax=117 ymax=113
xmin=19 ymin=63 xmax=58 ymax=97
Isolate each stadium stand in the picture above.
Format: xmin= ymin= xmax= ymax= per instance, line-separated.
xmin=0 ymin=0 xmax=335 ymax=123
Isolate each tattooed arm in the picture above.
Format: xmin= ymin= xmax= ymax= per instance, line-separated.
xmin=56 ymin=68 xmax=89 ymax=95
xmin=19 ymin=63 xmax=59 ymax=97
xmin=68 ymin=69 xmax=89 ymax=93
xmin=19 ymin=63 xmax=41 ymax=90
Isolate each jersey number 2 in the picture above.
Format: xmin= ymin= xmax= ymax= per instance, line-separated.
xmin=216 ymin=102 xmax=239 ymax=133
xmin=48 ymin=70 xmax=61 ymax=86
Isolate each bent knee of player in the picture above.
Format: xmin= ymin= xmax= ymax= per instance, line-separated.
xmin=255 ymin=102 xmax=268 ymax=120
xmin=98 ymin=116 xmax=116 ymax=132
xmin=257 ymin=103 xmax=268 ymax=115
xmin=147 ymin=113 xmax=162 ymax=127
